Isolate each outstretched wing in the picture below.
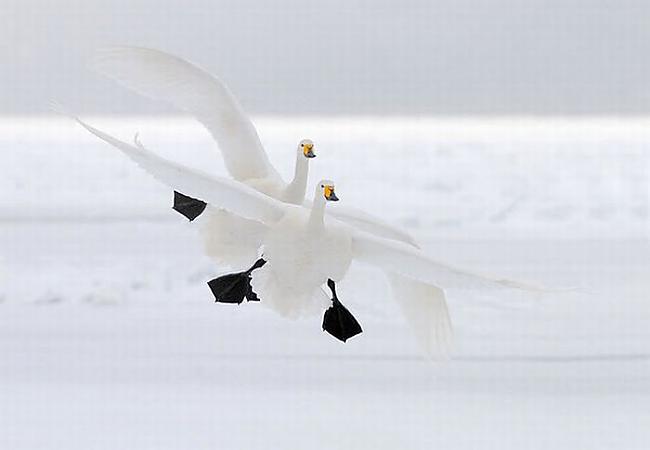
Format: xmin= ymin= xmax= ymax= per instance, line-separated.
xmin=327 ymin=203 xmax=419 ymax=247
xmin=91 ymin=46 xmax=280 ymax=182
xmin=387 ymin=273 xmax=453 ymax=358
xmin=351 ymin=230 xmax=547 ymax=357
xmin=351 ymin=229 xmax=544 ymax=291
xmin=69 ymin=114 xmax=285 ymax=225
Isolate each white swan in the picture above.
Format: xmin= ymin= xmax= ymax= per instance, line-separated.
xmin=68 ymin=116 xmax=545 ymax=356
xmin=92 ymin=46 xmax=307 ymax=197
xmin=90 ymin=46 xmax=418 ymax=247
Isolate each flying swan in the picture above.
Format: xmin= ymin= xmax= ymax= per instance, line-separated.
xmin=90 ymin=46 xmax=417 ymax=253
xmin=67 ymin=115 xmax=545 ymax=356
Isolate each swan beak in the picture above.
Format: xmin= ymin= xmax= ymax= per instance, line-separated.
xmin=324 ymin=185 xmax=339 ymax=202
xmin=303 ymin=144 xmax=316 ymax=158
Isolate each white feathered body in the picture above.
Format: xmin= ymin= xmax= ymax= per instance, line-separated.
xmin=251 ymin=209 xmax=353 ymax=318
xmin=199 ymin=173 xmax=299 ymax=270
xmin=199 ymin=207 xmax=267 ymax=269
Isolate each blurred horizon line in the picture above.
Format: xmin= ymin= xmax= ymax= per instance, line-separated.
xmin=5 ymin=114 xmax=650 ymax=143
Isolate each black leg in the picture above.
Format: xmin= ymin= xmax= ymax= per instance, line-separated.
xmin=322 ymin=279 xmax=362 ymax=342
xmin=208 ymin=258 xmax=266 ymax=304
xmin=173 ymin=191 xmax=207 ymax=221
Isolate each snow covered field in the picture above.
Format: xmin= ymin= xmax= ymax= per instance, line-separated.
xmin=1 ymin=117 xmax=649 ymax=449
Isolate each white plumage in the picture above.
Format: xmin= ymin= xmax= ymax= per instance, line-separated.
xmin=91 ymin=46 xmax=417 ymax=270
xmin=251 ymin=181 xmax=353 ymax=318
xmin=67 ymin=115 xmax=547 ymax=356
xmin=91 ymin=46 xmax=279 ymax=184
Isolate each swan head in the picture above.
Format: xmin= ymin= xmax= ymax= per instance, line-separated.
xmin=299 ymin=139 xmax=316 ymax=158
xmin=318 ymin=180 xmax=339 ymax=202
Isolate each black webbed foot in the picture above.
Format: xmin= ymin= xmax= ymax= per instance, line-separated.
xmin=207 ymin=272 xmax=250 ymax=304
xmin=208 ymin=258 xmax=266 ymax=304
xmin=173 ymin=191 xmax=207 ymax=221
xmin=322 ymin=279 xmax=362 ymax=342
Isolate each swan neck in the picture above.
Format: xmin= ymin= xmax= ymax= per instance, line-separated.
xmin=309 ymin=194 xmax=326 ymax=228
xmin=283 ymin=152 xmax=308 ymax=204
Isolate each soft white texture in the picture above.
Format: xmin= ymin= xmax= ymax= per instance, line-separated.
xmin=92 ymin=47 xmax=315 ymax=273
xmin=68 ymin=115 xmax=550 ymax=355
xmin=251 ymin=182 xmax=353 ymax=318
xmin=91 ymin=46 xmax=278 ymax=183
xmin=89 ymin=47 xmax=427 ymax=342
xmin=199 ymin=207 xmax=267 ymax=269
xmin=388 ymin=273 xmax=453 ymax=356
xmin=92 ymin=47 xmax=312 ymax=205
xmin=90 ymin=46 xmax=418 ymax=251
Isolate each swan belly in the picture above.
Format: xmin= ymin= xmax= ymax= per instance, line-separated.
xmin=251 ymin=211 xmax=353 ymax=317
xmin=199 ymin=207 xmax=268 ymax=270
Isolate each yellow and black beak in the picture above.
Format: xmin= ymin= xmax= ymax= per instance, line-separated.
xmin=324 ymin=185 xmax=339 ymax=202
xmin=303 ymin=143 xmax=316 ymax=158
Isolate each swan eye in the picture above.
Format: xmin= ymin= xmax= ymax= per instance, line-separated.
xmin=301 ymin=144 xmax=304 ymax=147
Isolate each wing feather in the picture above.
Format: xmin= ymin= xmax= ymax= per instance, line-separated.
xmin=90 ymin=46 xmax=279 ymax=182
xmin=327 ymin=203 xmax=419 ymax=247
xmin=352 ymin=230 xmax=543 ymax=291
xmin=69 ymin=114 xmax=285 ymax=225
xmin=387 ymin=273 xmax=453 ymax=358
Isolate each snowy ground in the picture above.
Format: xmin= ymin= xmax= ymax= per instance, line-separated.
xmin=1 ymin=117 xmax=649 ymax=449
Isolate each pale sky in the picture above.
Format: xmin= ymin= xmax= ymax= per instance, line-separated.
xmin=2 ymin=0 xmax=650 ymax=115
